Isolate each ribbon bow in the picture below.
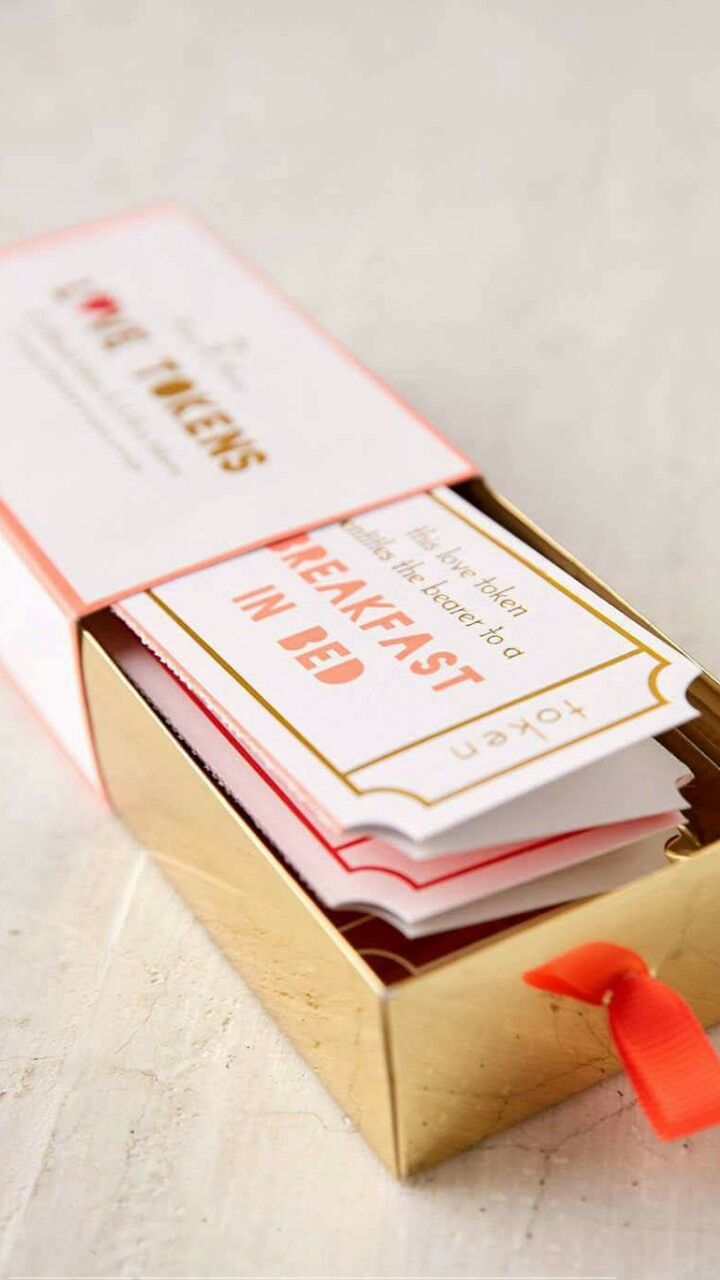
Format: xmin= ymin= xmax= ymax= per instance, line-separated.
xmin=524 ymin=942 xmax=720 ymax=1141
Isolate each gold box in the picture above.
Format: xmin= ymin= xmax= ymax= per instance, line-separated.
xmin=81 ymin=477 xmax=720 ymax=1177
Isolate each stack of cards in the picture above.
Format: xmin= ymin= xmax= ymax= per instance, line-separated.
xmin=108 ymin=487 xmax=699 ymax=937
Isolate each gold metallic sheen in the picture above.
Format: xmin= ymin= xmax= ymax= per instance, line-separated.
xmin=81 ymin=476 xmax=720 ymax=1176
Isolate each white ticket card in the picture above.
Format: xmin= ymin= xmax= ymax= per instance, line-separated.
xmin=118 ymin=487 xmax=700 ymax=841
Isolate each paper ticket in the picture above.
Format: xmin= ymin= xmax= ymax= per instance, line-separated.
xmin=117 ymin=487 xmax=700 ymax=841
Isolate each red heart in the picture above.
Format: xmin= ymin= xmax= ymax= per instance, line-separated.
xmin=80 ymin=293 xmax=119 ymax=315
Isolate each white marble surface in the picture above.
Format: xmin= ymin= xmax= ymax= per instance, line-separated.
xmin=2 ymin=3 xmax=720 ymax=1277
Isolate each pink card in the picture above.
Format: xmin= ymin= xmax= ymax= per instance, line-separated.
xmin=104 ymin=616 xmax=680 ymax=934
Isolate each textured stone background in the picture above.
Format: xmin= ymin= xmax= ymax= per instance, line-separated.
xmin=2 ymin=3 xmax=720 ymax=1277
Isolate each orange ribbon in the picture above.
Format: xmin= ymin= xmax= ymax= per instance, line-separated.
xmin=524 ymin=942 xmax=720 ymax=1141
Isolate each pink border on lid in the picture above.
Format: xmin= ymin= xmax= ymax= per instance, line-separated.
xmin=0 ymin=201 xmax=478 ymax=618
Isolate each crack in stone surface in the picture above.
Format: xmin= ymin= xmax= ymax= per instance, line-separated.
xmin=503 ymin=1095 xmax=638 ymax=1270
